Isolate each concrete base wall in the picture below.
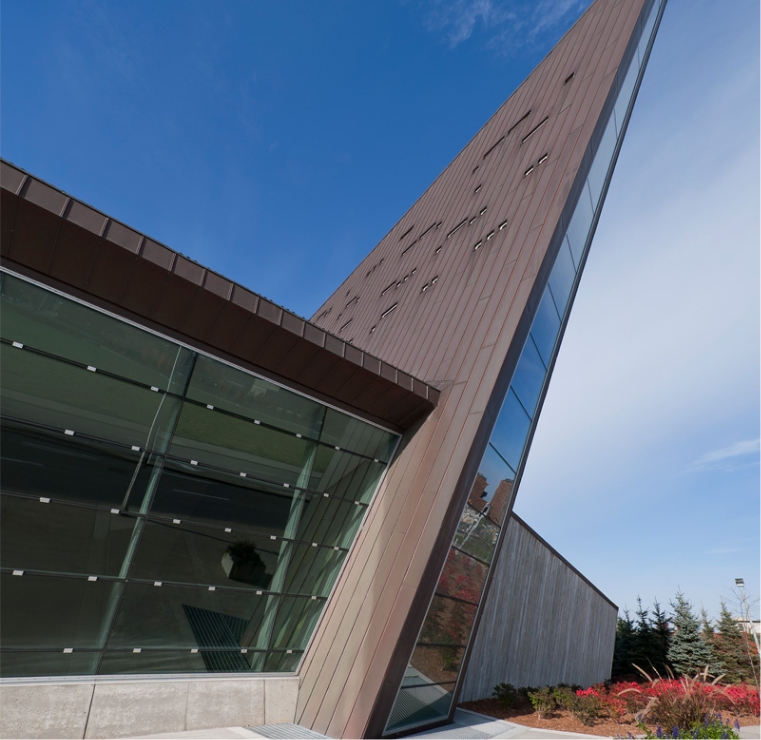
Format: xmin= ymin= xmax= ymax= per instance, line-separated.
xmin=0 ymin=675 xmax=298 ymax=739
xmin=459 ymin=514 xmax=617 ymax=701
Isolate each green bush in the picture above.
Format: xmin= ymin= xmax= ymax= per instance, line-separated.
xmin=527 ymin=687 xmax=556 ymax=719
xmin=492 ymin=683 xmax=519 ymax=709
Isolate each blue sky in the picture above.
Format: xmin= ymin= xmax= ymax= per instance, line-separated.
xmin=2 ymin=0 xmax=758 ymax=624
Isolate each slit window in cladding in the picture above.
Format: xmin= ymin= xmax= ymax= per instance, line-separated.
xmin=474 ymin=185 xmax=482 ymax=194
xmin=381 ymin=303 xmax=397 ymax=318
xmin=339 ymin=319 xmax=352 ymax=333
xmin=447 ymin=220 xmax=467 ymax=239
xmin=563 ymin=72 xmax=575 ymax=85
xmin=521 ymin=117 xmax=549 ymax=144
xmin=381 ymin=282 xmax=395 ymax=296
xmin=482 ymin=135 xmax=505 ymax=159
xmin=399 ymin=226 xmax=414 ymax=241
xmin=507 ymin=110 xmax=532 ymax=135
xmin=344 ymin=296 xmax=358 ymax=309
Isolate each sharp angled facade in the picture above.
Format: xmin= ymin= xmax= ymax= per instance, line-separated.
xmin=0 ymin=0 xmax=666 ymax=737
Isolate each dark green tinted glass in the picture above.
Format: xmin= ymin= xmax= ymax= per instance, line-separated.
xmin=0 ymin=651 xmax=100 ymax=678
xmin=106 ymin=582 xmax=266 ymax=650
xmin=1 ymin=573 xmax=121 ymax=649
xmin=1 ymin=495 xmax=135 ymax=577
xmin=0 ymin=273 xmax=181 ymax=389
xmin=186 ymin=354 xmax=325 ymax=439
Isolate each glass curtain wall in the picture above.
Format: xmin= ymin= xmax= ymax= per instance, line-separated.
xmin=385 ymin=0 xmax=665 ymax=732
xmin=0 ymin=271 xmax=398 ymax=678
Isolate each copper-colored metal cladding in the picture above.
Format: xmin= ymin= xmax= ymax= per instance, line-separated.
xmin=0 ymin=160 xmax=438 ymax=432
xmin=300 ymin=0 xmax=652 ymax=736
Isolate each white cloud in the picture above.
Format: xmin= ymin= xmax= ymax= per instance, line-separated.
xmin=690 ymin=439 xmax=760 ymax=471
xmin=419 ymin=0 xmax=590 ymax=51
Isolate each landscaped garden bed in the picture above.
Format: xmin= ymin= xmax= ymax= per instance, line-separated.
xmin=460 ymin=678 xmax=760 ymax=738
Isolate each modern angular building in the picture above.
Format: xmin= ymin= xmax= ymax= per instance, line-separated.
xmin=0 ymin=0 xmax=666 ymax=737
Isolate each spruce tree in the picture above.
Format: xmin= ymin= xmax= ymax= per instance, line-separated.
xmin=667 ymin=592 xmax=716 ymax=676
xmin=634 ymin=597 xmax=663 ymax=675
xmin=612 ymin=610 xmax=637 ymax=679
xmin=699 ymin=608 xmax=724 ymax=676
xmin=651 ymin=599 xmax=672 ymax=675
xmin=713 ymin=601 xmax=759 ymax=685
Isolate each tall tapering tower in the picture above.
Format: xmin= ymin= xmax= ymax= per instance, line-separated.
xmin=302 ymin=0 xmax=667 ymax=735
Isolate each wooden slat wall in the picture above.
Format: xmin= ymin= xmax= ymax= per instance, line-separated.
xmin=297 ymin=1 xmax=647 ymax=736
xmin=459 ymin=513 xmax=618 ymax=701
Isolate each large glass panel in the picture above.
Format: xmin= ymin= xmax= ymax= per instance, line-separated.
xmin=0 ymin=421 xmax=148 ymax=509
xmin=1 ymin=495 xmax=136 ymax=577
xmin=0 ymin=345 xmax=165 ymax=449
xmin=106 ymin=582 xmax=267 ymax=650
xmin=0 ymin=651 xmax=100 ymax=678
xmin=309 ymin=446 xmax=385 ymax=503
xmin=98 ymin=649 xmax=216 ymax=675
xmin=145 ymin=461 xmax=295 ymax=536
xmin=530 ymin=288 xmax=561 ymax=366
xmin=587 ymin=116 xmax=617 ymax=208
xmin=386 ymin=684 xmax=456 ymax=734
xmin=0 ymin=273 xmax=182 ymax=390
xmin=409 ymin=644 xmax=465 ymax=685
xmin=269 ymin=595 xmax=325 ymax=650
xmin=435 ymin=549 xmax=487 ymax=605
xmin=169 ymin=403 xmax=312 ymax=487
xmin=614 ymin=57 xmax=639 ymax=136
xmin=510 ymin=339 xmax=547 ymax=418
xmin=489 ymin=391 xmax=531 ymax=472
xmin=548 ymin=239 xmax=577 ymax=315
xmin=283 ymin=543 xmax=347 ymax=598
xmin=564 ymin=188 xmax=594 ymax=268
xmin=418 ymin=595 xmax=477 ymax=648
xmin=1 ymin=573 xmax=121 ymax=649
xmin=294 ymin=496 xmax=366 ymax=548
xmin=320 ymin=408 xmax=397 ymax=462
xmin=129 ymin=520 xmax=278 ymax=590
xmin=264 ymin=651 xmax=302 ymax=672
xmin=638 ymin=3 xmax=658 ymax=67
xmin=186 ymin=354 xmax=326 ymax=439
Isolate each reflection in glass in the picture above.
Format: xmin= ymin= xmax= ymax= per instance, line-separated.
xmin=529 ymin=289 xmax=561 ymax=366
xmin=1 ymin=573 xmax=120 ymax=649
xmin=418 ymin=596 xmax=477 ymax=648
xmin=107 ymin=582 xmax=266 ymax=650
xmin=187 ymin=355 xmax=326 ymax=439
xmin=436 ymin=549 xmax=487 ymax=604
xmin=0 ymin=495 xmax=136 ymax=577
xmin=386 ymin=684 xmax=456 ymax=734
xmin=587 ymin=117 xmax=617 ymax=208
xmin=510 ymin=340 xmax=547 ymax=418
xmin=548 ymin=239 xmax=577 ymax=313
xmin=0 ymin=345 xmax=165 ymax=449
xmin=489 ymin=391 xmax=531 ymax=472
xmin=564 ymin=188 xmax=594 ymax=268
xmin=1 ymin=422 xmax=146 ymax=509
xmin=0 ymin=272 xmax=181 ymax=390
xmin=410 ymin=644 xmax=465 ymax=685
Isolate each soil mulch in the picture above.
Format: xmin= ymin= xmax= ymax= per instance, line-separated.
xmin=459 ymin=697 xmax=761 ymax=738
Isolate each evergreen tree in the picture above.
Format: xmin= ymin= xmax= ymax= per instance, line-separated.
xmin=699 ymin=608 xmax=724 ymax=676
xmin=667 ymin=592 xmax=717 ymax=676
xmin=713 ymin=601 xmax=760 ymax=685
xmin=611 ymin=610 xmax=637 ymax=679
xmin=651 ymin=599 xmax=672 ymax=675
xmin=634 ymin=597 xmax=664 ymax=675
